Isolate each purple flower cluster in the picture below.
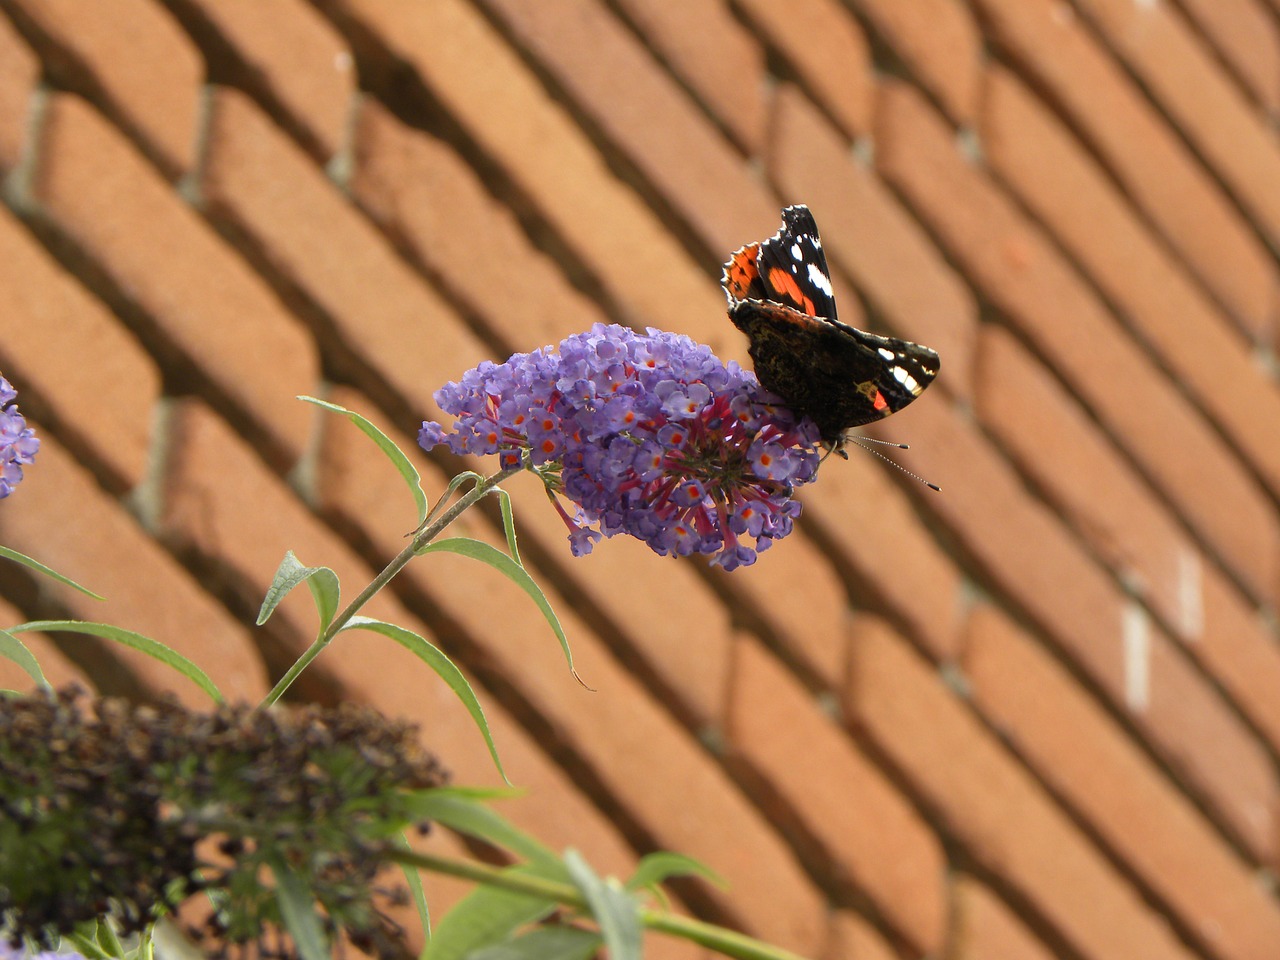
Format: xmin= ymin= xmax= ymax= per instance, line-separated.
xmin=419 ymin=324 xmax=821 ymax=569
xmin=0 ymin=376 xmax=39 ymax=500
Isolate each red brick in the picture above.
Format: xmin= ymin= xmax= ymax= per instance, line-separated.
xmin=1176 ymin=0 xmax=1280 ymax=115
xmin=977 ymin=325 xmax=1193 ymax=632
xmin=610 ymin=0 xmax=767 ymax=153
xmin=964 ymin=606 xmax=1280 ymax=959
xmin=769 ymin=85 xmax=977 ymax=401
xmin=827 ymin=910 xmax=899 ymax=960
xmin=350 ymin=98 xmax=606 ymax=350
xmin=713 ymin=527 xmax=850 ymax=691
xmin=978 ymin=324 xmax=1280 ymax=759
xmin=476 ymin=0 xmax=777 ymax=266
xmin=156 ymin=400 xmax=658 ymax=890
xmin=727 ymin=638 xmax=947 ymax=954
xmin=735 ymin=0 xmax=872 ymax=138
xmin=845 ymin=617 xmax=1198 ymax=960
xmin=876 ymin=82 xmax=1280 ymax=608
xmin=0 ymin=598 xmax=90 ymax=692
xmin=800 ymin=436 xmax=964 ymax=661
xmin=981 ymin=66 xmax=1280 ymax=503
xmin=967 ymin=0 xmax=1276 ymax=338
xmin=951 ymin=877 xmax=1056 ymax=960
xmin=317 ymin=0 xmax=728 ymax=354
xmin=1071 ymin=0 xmax=1280 ymax=251
xmin=0 ymin=427 xmax=267 ymax=705
xmin=2 ymin=0 xmax=202 ymax=175
xmin=0 ymin=204 xmax=161 ymax=490
xmin=0 ymin=11 xmax=37 ymax=173
xmin=884 ymin=393 xmax=1279 ymax=862
xmin=165 ymin=0 xmax=357 ymax=161
xmin=306 ymin=390 xmax=827 ymax=952
xmin=199 ymin=87 xmax=484 ymax=424
xmin=29 ymin=93 xmax=317 ymax=465
xmin=845 ymin=0 xmax=983 ymax=123
xmin=1199 ymin=571 xmax=1280 ymax=755
xmin=316 ymin=386 xmax=733 ymax=736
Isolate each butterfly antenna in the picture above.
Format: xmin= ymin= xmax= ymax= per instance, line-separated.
xmin=852 ymin=436 xmax=911 ymax=450
xmin=848 ymin=438 xmax=941 ymax=492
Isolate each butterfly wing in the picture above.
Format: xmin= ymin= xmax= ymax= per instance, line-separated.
xmin=752 ymin=205 xmax=840 ymax=322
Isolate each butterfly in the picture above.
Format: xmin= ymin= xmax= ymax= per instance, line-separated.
xmin=722 ymin=205 xmax=940 ymax=451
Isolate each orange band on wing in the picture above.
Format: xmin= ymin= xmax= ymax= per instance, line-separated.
xmin=766 ymin=266 xmax=817 ymax=317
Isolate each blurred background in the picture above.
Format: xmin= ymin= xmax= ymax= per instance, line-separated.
xmin=1 ymin=1 xmax=1279 ymax=958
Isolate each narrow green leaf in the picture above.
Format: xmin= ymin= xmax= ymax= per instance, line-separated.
xmin=405 ymin=790 xmax=557 ymax=866
xmin=0 ymin=628 xmax=49 ymax=690
xmin=0 ymin=544 xmax=104 ymax=599
xmin=256 ymin=551 xmax=340 ymax=630
xmin=393 ymin=832 xmax=432 ymax=948
xmin=563 ymin=850 xmax=642 ymax=960
xmin=625 ymin=851 xmax=725 ymax=893
xmin=415 ymin=538 xmax=579 ymax=682
xmin=300 ymin=395 xmax=429 ymax=524
xmin=12 ymin=620 xmax=221 ymax=703
xmin=340 ymin=617 xmax=506 ymax=783
xmin=425 ymin=864 xmax=560 ymax=960
xmin=469 ymin=926 xmax=601 ymax=960
xmin=491 ymin=487 xmax=521 ymax=565
xmin=268 ymin=855 xmax=330 ymax=960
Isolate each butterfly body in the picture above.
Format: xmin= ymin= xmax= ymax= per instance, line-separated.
xmin=722 ymin=206 xmax=939 ymax=447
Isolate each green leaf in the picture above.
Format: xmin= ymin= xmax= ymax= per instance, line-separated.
xmin=415 ymin=538 xmax=580 ymax=684
xmin=405 ymin=789 xmax=557 ymax=866
xmin=268 ymin=855 xmax=330 ymax=960
xmin=300 ymin=395 xmax=429 ymax=525
xmin=425 ymin=864 xmax=561 ymax=960
xmin=393 ymin=832 xmax=432 ymax=948
xmin=563 ymin=850 xmax=642 ymax=960
xmin=491 ymin=487 xmax=521 ymax=565
xmin=625 ymin=851 xmax=725 ymax=893
xmin=340 ymin=617 xmax=507 ymax=783
xmin=469 ymin=926 xmax=601 ymax=960
xmin=0 ymin=627 xmax=49 ymax=689
xmin=256 ymin=551 xmax=340 ymax=631
xmin=11 ymin=620 xmax=222 ymax=703
xmin=0 ymin=544 xmax=104 ymax=599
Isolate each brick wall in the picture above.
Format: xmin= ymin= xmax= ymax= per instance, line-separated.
xmin=1 ymin=1 xmax=1278 ymax=958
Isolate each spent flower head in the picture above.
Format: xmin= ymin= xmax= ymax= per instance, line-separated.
xmin=419 ymin=323 xmax=822 ymax=570
xmin=0 ymin=377 xmax=38 ymax=500
xmin=0 ymin=689 xmax=448 ymax=957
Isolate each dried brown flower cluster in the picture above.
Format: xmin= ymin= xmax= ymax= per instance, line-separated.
xmin=0 ymin=688 xmax=448 ymax=956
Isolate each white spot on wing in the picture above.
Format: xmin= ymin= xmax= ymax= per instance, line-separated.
xmin=878 ymin=347 xmax=895 ymax=361
xmin=806 ymin=262 xmax=833 ymax=295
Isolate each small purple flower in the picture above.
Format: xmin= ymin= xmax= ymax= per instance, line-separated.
xmin=0 ymin=376 xmax=39 ymax=500
xmin=420 ymin=324 xmax=822 ymax=569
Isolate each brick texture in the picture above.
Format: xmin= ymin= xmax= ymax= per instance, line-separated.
xmin=877 ymin=81 xmax=1280 ymax=609
xmin=0 ymin=11 xmax=36 ymax=174
xmin=968 ymin=0 xmax=1278 ymax=339
xmin=1175 ymin=0 xmax=1280 ymax=115
xmin=1 ymin=0 xmax=203 ymax=175
xmin=164 ymin=0 xmax=357 ymax=162
xmin=980 ymin=65 xmax=1280 ymax=502
xmin=734 ymin=0 xmax=873 ymax=139
xmin=964 ymin=605 xmax=1280 ymax=960
xmin=4 ymin=2 xmax=1280 ymax=957
xmin=610 ymin=0 xmax=767 ymax=153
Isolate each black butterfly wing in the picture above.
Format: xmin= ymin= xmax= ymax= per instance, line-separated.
xmin=752 ymin=205 xmax=841 ymax=323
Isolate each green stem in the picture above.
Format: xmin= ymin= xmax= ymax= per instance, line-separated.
xmin=261 ymin=466 xmax=521 ymax=706
xmin=388 ymin=849 xmax=814 ymax=960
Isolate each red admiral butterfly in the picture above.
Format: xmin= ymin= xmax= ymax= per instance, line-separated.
xmin=722 ymin=205 xmax=940 ymax=451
